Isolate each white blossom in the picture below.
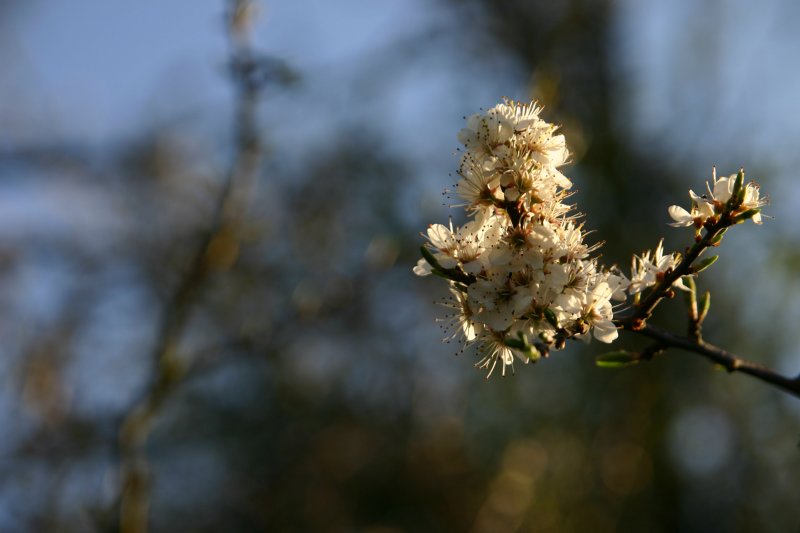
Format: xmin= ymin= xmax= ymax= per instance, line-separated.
xmin=629 ymin=239 xmax=687 ymax=295
xmin=668 ymin=190 xmax=715 ymax=227
xmin=668 ymin=168 xmax=768 ymax=229
xmin=416 ymin=99 xmax=631 ymax=376
xmin=456 ymin=156 xmax=503 ymax=209
xmin=475 ymin=331 xmax=520 ymax=378
xmin=438 ymin=287 xmax=481 ymax=344
xmin=578 ymin=281 xmax=619 ymax=343
xmin=418 ymin=106 xmax=769 ymax=377
xmin=741 ymin=181 xmax=767 ymax=224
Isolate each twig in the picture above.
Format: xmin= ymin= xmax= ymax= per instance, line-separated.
xmin=616 ymin=252 xmax=800 ymax=398
xmin=628 ymin=322 xmax=800 ymax=399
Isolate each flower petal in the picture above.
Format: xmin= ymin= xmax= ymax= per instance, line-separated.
xmin=413 ymin=258 xmax=432 ymax=276
xmin=592 ymin=320 xmax=619 ymax=343
xmin=668 ymin=205 xmax=693 ymax=227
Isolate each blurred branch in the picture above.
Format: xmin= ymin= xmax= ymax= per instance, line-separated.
xmin=117 ymin=2 xmax=269 ymax=532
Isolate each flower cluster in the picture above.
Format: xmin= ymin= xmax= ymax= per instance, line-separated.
xmin=668 ymin=167 xmax=767 ymax=228
xmin=414 ymin=100 xmax=627 ymax=377
xmin=415 ymin=99 xmax=772 ymax=386
xmin=629 ymin=239 xmax=687 ymax=295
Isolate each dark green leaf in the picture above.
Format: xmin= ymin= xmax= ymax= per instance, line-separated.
xmin=419 ymin=246 xmax=443 ymax=270
xmin=596 ymin=350 xmax=640 ymax=368
xmin=733 ymin=208 xmax=760 ymax=224
xmin=698 ymin=290 xmax=711 ymax=322
xmin=732 ymin=168 xmax=745 ymax=204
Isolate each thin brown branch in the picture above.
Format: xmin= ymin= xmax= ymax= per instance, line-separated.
xmin=624 ymin=322 xmax=800 ymax=399
xmin=609 ymin=174 xmax=799 ymax=397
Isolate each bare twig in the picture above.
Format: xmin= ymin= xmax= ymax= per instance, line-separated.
xmin=628 ymin=322 xmax=800 ymax=399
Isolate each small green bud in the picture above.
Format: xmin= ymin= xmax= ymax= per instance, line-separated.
xmin=503 ymin=336 xmax=525 ymax=350
xmin=692 ymin=255 xmax=719 ymax=273
xmin=596 ymin=350 xmax=640 ymax=368
xmin=543 ymin=308 xmax=559 ymax=329
xmin=522 ymin=344 xmax=541 ymax=361
xmin=504 ymin=334 xmax=541 ymax=361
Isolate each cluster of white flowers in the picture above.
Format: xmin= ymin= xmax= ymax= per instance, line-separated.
xmin=415 ymin=100 xmax=629 ymax=377
xmin=629 ymin=239 xmax=687 ymax=295
xmin=668 ymin=167 xmax=766 ymax=227
xmin=416 ymin=102 xmax=768 ymax=379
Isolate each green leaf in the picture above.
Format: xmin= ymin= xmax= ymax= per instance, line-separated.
xmin=731 ymin=168 xmax=745 ymax=205
xmin=698 ymin=291 xmax=711 ymax=322
xmin=420 ymin=246 xmax=443 ymax=270
xmin=595 ymin=350 xmax=640 ymax=368
xmin=733 ymin=208 xmax=761 ymax=224
xmin=709 ymin=228 xmax=727 ymax=245
xmin=692 ymin=255 xmax=719 ymax=273
xmin=420 ymin=246 xmax=456 ymax=280
xmin=682 ymin=276 xmax=697 ymax=305
xmin=430 ymin=269 xmax=452 ymax=280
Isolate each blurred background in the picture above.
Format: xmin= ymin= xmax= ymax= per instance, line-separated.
xmin=1 ymin=0 xmax=800 ymax=531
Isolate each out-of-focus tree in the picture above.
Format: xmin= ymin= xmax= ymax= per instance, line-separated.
xmin=0 ymin=0 xmax=797 ymax=532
